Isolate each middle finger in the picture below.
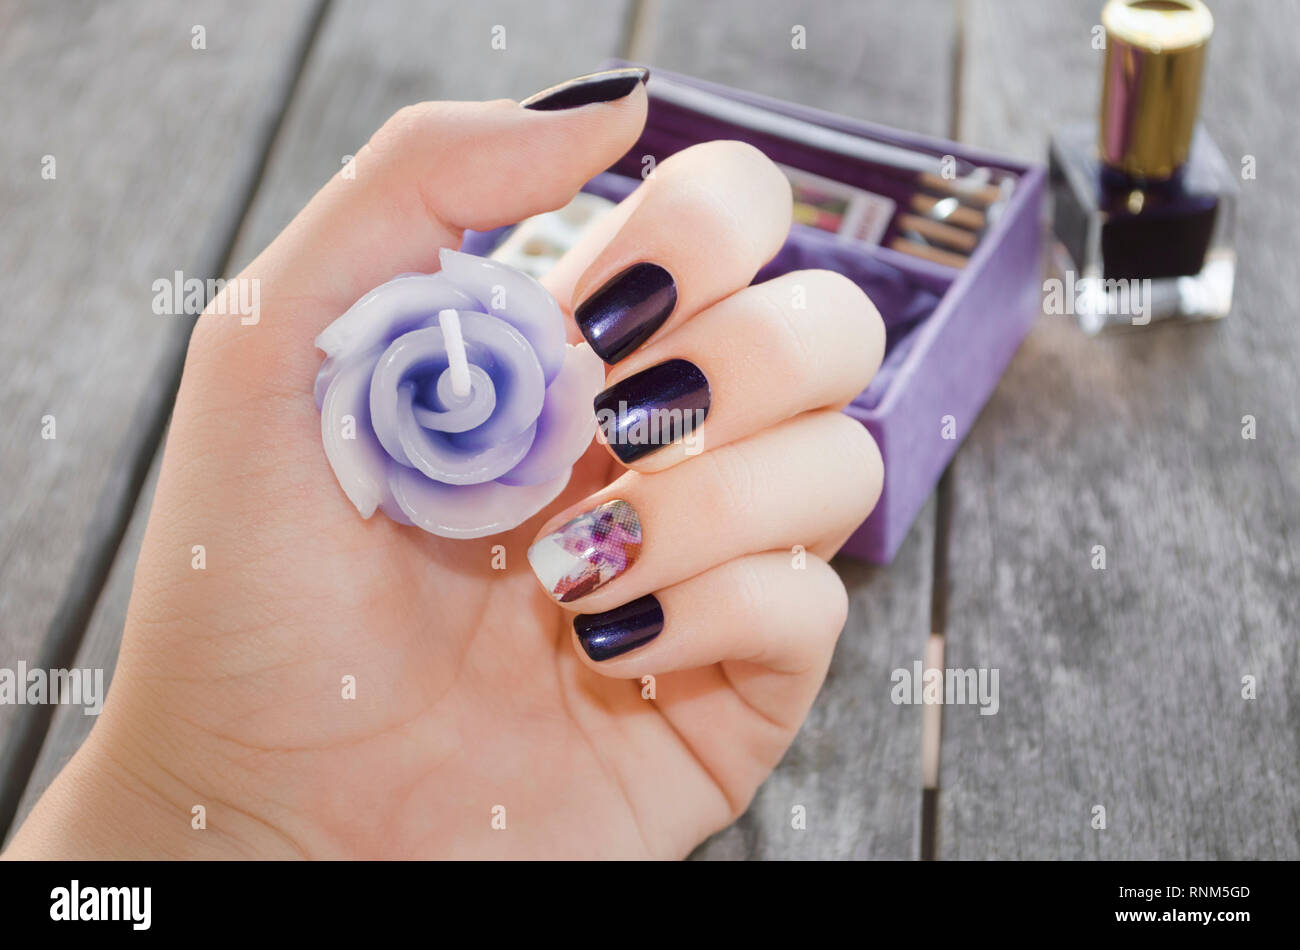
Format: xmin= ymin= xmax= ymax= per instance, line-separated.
xmin=592 ymin=269 xmax=885 ymax=471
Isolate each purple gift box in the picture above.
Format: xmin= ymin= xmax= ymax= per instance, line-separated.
xmin=466 ymin=66 xmax=1043 ymax=563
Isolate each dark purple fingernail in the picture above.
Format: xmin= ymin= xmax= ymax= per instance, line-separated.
xmin=575 ymin=262 xmax=677 ymax=364
xmin=574 ymin=594 xmax=664 ymax=661
xmin=521 ymin=67 xmax=649 ymax=111
xmin=594 ymin=359 xmax=710 ymax=464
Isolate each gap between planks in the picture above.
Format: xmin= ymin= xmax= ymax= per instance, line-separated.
xmin=919 ymin=0 xmax=967 ymax=861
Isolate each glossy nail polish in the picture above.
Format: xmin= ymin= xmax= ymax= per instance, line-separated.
xmin=1048 ymin=0 xmax=1236 ymax=333
xmin=528 ymin=499 xmax=642 ymax=603
xmin=574 ymin=594 xmax=664 ymax=661
xmin=594 ymin=359 xmax=710 ymax=464
xmin=574 ymin=262 xmax=677 ymax=364
xmin=521 ymin=66 xmax=649 ymax=111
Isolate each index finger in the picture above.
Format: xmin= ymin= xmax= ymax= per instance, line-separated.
xmin=556 ymin=139 xmax=793 ymax=365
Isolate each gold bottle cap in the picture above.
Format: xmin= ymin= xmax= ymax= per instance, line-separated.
xmin=1099 ymin=0 xmax=1214 ymax=180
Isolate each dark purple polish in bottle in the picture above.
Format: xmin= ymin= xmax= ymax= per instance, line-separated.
xmin=1047 ymin=0 xmax=1236 ymax=330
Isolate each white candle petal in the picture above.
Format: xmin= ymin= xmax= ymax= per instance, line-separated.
xmin=314 ymin=273 xmax=478 ymax=361
xmin=389 ymin=463 xmax=570 ymax=539
xmin=438 ymin=248 xmax=566 ymax=384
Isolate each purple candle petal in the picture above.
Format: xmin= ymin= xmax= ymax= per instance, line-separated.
xmin=368 ymin=317 xmax=545 ymax=460
xmin=315 ymin=252 xmax=604 ymax=538
xmin=498 ymin=343 xmax=605 ymax=487
xmin=395 ymin=384 xmax=538 ymax=485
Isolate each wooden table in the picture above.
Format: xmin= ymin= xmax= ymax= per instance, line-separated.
xmin=2 ymin=0 xmax=1296 ymax=859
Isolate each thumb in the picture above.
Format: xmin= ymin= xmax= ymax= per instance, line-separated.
xmin=195 ymin=67 xmax=648 ymax=365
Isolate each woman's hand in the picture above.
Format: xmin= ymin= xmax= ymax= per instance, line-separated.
xmin=6 ymin=69 xmax=883 ymax=859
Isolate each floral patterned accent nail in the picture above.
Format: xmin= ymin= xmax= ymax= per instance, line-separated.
xmin=527 ymin=499 xmax=642 ymax=603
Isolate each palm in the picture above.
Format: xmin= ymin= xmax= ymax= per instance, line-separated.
xmin=118 ymin=409 xmax=793 ymax=859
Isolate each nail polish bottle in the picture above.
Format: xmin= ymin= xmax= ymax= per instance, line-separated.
xmin=1049 ymin=0 xmax=1237 ymax=333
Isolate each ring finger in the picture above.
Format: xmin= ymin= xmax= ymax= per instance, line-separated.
xmin=526 ymin=409 xmax=882 ymax=612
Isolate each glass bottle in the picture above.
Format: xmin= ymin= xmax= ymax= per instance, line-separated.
xmin=1049 ymin=0 xmax=1237 ymax=333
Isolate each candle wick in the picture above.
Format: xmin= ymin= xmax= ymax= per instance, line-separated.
xmin=438 ymin=309 xmax=472 ymax=399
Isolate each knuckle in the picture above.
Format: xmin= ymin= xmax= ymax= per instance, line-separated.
xmin=766 ymin=271 xmax=884 ymax=399
xmin=829 ymin=406 xmax=878 ymax=461
xmin=807 ymin=270 xmax=885 ymax=379
xmin=810 ymin=269 xmax=875 ymax=320
xmin=787 ymin=553 xmax=848 ymax=657
xmin=667 ymin=138 xmax=779 ymax=181
xmin=714 ymin=139 xmax=785 ymax=182
xmin=371 ymin=103 xmax=431 ymax=151
xmin=784 ymin=554 xmax=848 ymax=664
xmin=810 ymin=556 xmax=850 ymax=638
xmin=729 ymin=556 xmax=772 ymax=634
xmin=751 ymin=284 xmax=815 ymax=385
xmin=730 ymin=141 xmax=790 ymax=204
xmin=833 ymin=416 xmax=884 ymax=517
xmin=695 ymin=442 xmax=760 ymax=530
xmin=722 ymin=139 xmax=793 ymax=230
xmin=660 ymin=139 xmax=791 ymax=251
xmin=369 ymin=100 xmax=501 ymax=160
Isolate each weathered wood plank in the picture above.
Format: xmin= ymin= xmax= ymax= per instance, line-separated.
xmin=641 ymin=0 xmax=957 ymax=859
xmin=8 ymin=0 xmax=635 ymax=839
xmin=940 ymin=0 xmax=1300 ymax=858
xmin=639 ymin=0 xmax=957 ymax=136
xmin=0 ymin=0 xmax=321 ymax=833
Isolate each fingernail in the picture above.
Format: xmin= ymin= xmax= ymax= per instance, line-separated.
xmin=595 ymin=359 xmax=710 ymax=464
xmin=527 ymin=499 xmax=642 ymax=603
xmin=521 ymin=66 xmax=650 ymax=111
xmin=575 ymin=595 xmax=664 ymax=661
xmin=575 ymin=262 xmax=677 ymax=364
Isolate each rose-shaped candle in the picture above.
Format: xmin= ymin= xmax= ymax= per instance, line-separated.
xmin=314 ymin=249 xmax=604 ymax=538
